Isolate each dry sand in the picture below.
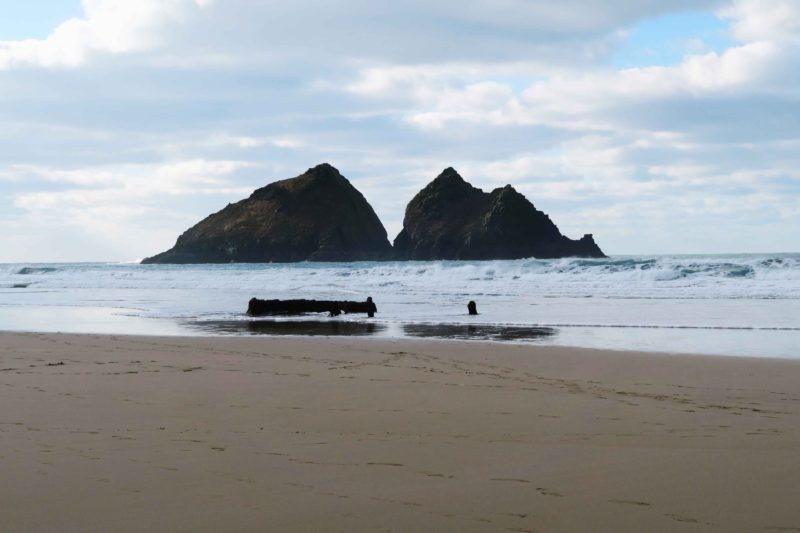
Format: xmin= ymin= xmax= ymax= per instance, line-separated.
xmin=1 ymin=331 xmax=799 ymax=532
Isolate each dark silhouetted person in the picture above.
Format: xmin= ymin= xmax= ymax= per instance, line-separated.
xmin=367 ymin=296 xmax=377 ymax=318
xmin=468 ymin=300 xmax=478 ymax=315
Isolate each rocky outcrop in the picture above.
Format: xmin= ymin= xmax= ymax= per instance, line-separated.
xmin=142 ymin=163 xmax=392 ymax=263
xmin=393 ymin=167 xmax=605 ymax=260
xmin=247 ymin=297 xmax=377 ymax=317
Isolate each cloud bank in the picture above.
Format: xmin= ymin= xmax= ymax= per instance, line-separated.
xmin=0 ymin=0 xmax=798 ymax=261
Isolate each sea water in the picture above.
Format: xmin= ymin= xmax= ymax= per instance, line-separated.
xmin=1 ymin=254 xmax=799 ymax=358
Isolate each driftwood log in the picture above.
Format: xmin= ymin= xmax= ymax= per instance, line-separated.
xmin=247 ymin=297 xmax=377 ymax=317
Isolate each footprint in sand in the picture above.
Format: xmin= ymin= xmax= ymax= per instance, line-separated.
xmin=609 ymin=499 xmax=651 ymax=506
xmin=665 ymin=513 xmax=699 ymax=523
xmin=536 ymin=487 xmax=563 ymax=497
xmin=496 ymin=512 xmax=531 ymax=519
xmin=420 ymin=470 xmax=455 ymax=479
xmin=284 ymin=482 xmax=314 ymax=489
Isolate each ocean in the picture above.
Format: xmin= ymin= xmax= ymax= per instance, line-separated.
xmin=2 ymin=254 xmax=799 ymax=358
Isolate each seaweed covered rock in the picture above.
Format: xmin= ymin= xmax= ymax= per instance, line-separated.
xmin=393 ymin=168 xmax=605 ymax=260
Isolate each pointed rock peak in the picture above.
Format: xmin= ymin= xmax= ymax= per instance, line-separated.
xmin=427 ymin=167 xmax=475 ymax=195
xmin=435 ymin=167 xmax=465 ymax=183
xmin=490 ymin=184 xmax=524 ymax=201
xmin=305 ymin=162 xmax=342 ymax=179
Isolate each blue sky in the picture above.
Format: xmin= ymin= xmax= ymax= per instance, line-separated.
xmin=1 ymin=0 xmax=799 ymax=261
xmin=0 ymin=0 xmax=81 ymax=39
xmin=613 ymin=11 xmax=734 ymax=68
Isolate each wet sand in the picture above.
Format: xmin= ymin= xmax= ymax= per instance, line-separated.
xmin=187 ymin=318 xmax=557 ymax=342
xmin=1 ymin=331 xmax=799 ymax=532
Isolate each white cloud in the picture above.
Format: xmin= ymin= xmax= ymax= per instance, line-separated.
xmin=439 ymin=0 xmax=719 ymax=34
xmin=720 ymin=0 xmax=800 ymax=43
xmin=334 ymin=0 xmax=795 ymax=141
xmin=11 ymin=159 xmax=251 ymax=211
xmin=0 ymin=0 xmax=212 ymax=70
xmin=8 ymin=158 xmax=245 ymax=187
xmin=394 ymin=37 xmax=781 ymax=134
xmin=2 ymin=158 xmax=253 ymax=261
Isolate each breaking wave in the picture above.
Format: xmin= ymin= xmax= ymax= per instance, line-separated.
xmin=16 ymin=267 xmax=59 ymax=275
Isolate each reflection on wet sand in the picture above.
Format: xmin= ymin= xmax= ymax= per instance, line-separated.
xmin=190 ymin=319 xmax=387 ymax=337
xmin=189 ymin=318 xmax=558 ymax=342
xmin=402 ymin=323 xmax=557 ymax=342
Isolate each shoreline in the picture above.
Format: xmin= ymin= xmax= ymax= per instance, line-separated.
xmin=3 ymin=326 xmax=800 ymax=362
xmin=2 ymin=331 xmax=800 ymax=532
xmin=4 ymin=311 xmax=800 ymax=359
xmin=3 ymin=254 xmax=800 ymax=359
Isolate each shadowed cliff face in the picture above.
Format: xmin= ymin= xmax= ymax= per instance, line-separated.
xmin=142 ymin=163 xmax=392 ymax=263
xmin=393 ymin=167 xmax=605 ymax=260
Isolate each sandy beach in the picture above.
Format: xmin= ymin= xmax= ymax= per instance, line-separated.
xmin=1 ymin=332 xmax=799 ymax=532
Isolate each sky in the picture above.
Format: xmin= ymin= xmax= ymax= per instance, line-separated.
xmin=1 ymin=0 xmax=798 ymax=262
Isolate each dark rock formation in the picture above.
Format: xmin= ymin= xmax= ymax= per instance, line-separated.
xmin=247 ymin=297 xmax=377 ymax=317
xmin=142 ymin=163 xmax=392 ymax=263
xmin=393 ymin=168 xmax=605 ymax=260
